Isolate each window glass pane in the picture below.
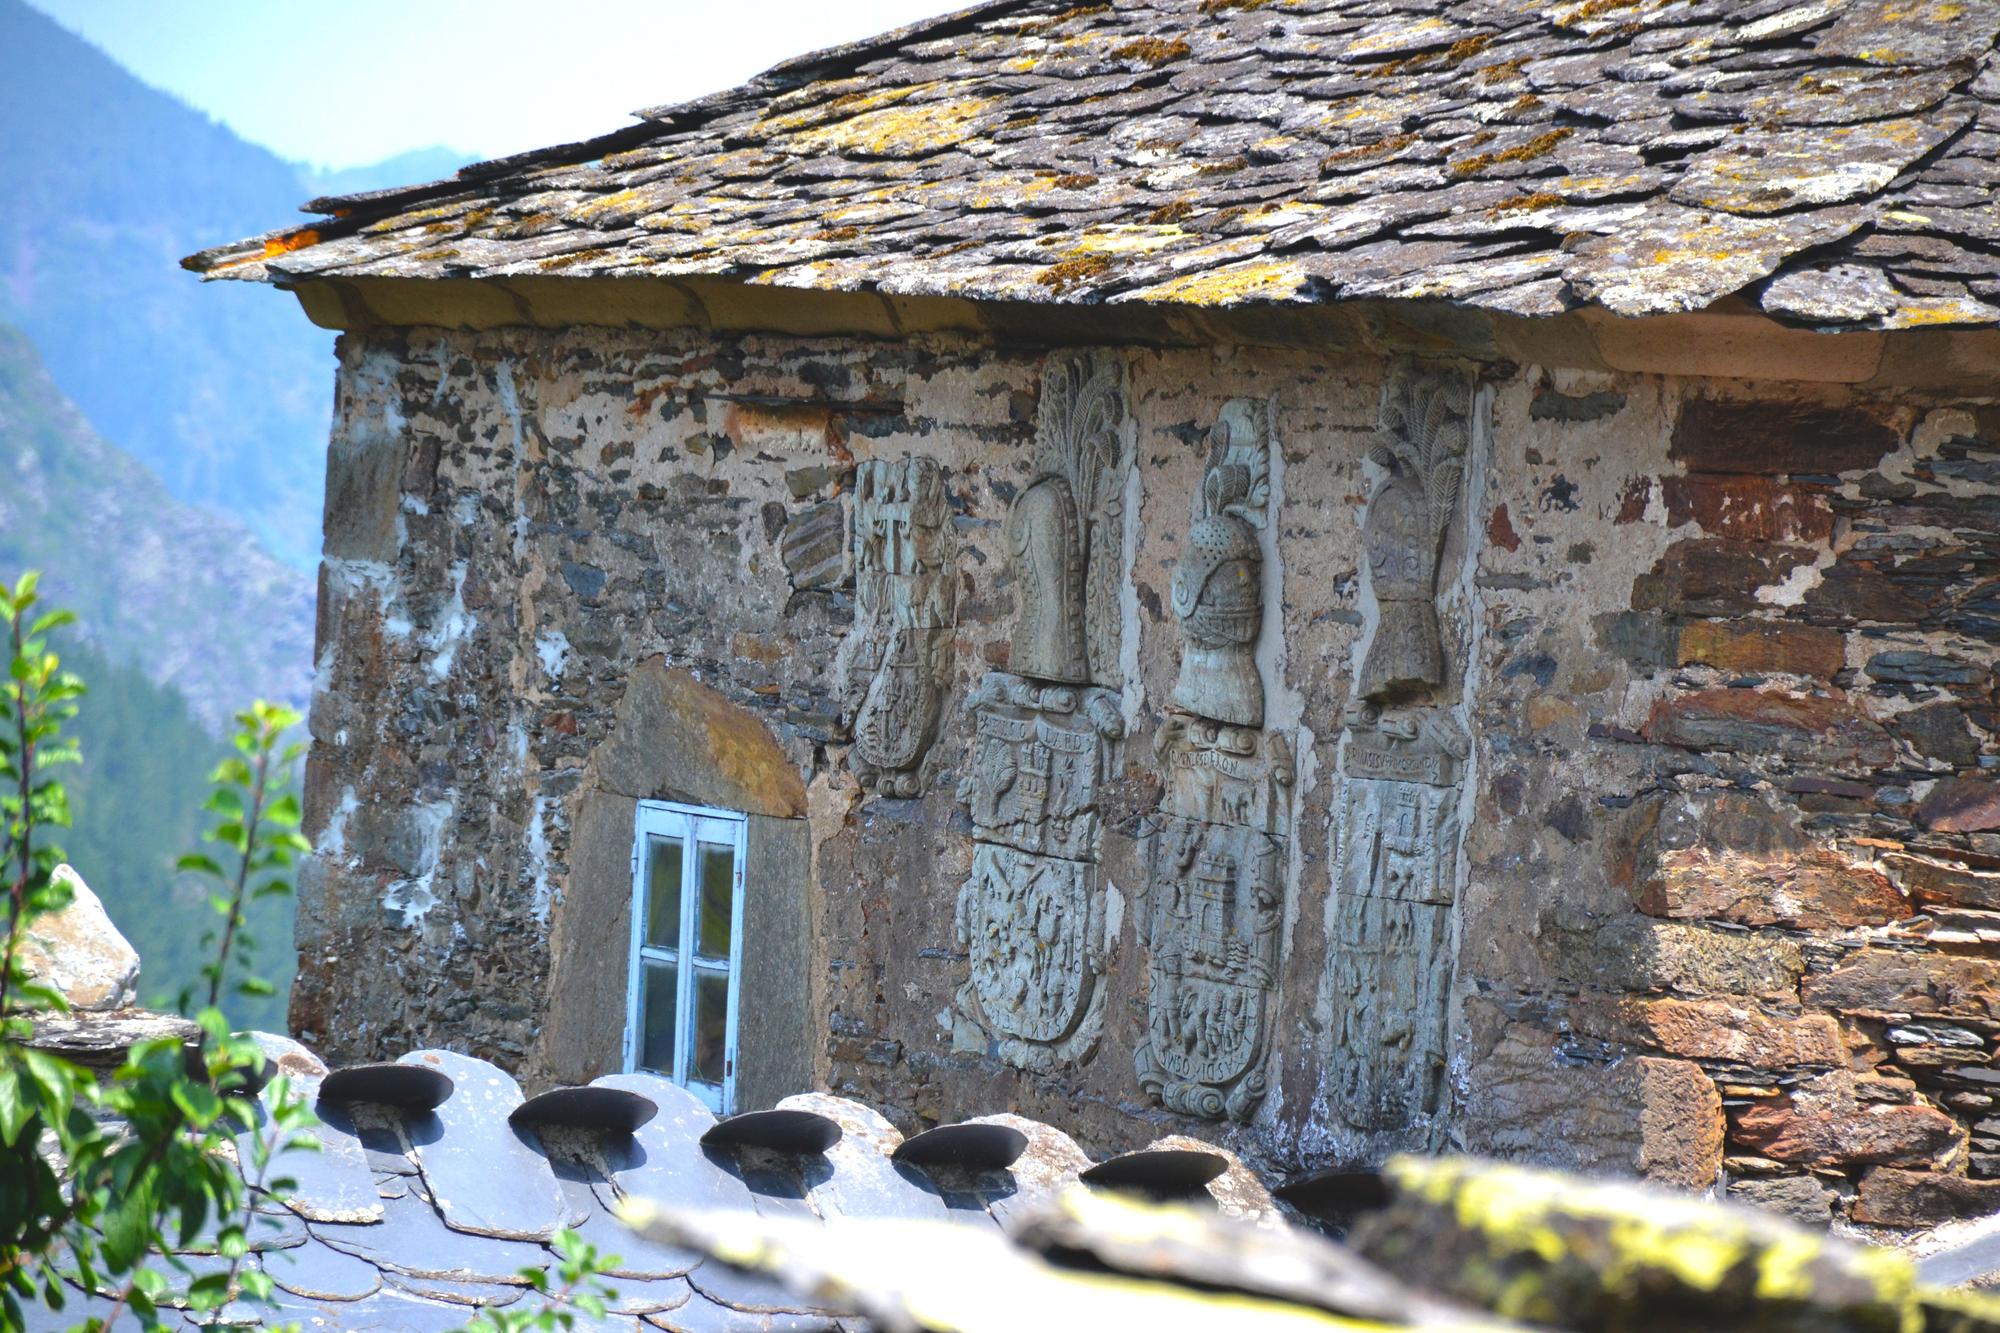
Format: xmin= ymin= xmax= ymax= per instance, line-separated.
xmin=646 ymin=835 xmax=684 ymax=950
xmin=639 ymin=959 xmax=680 ymax=1075
xmin=692 ymin=969 xmax=730 ymax=1086
xmin=696 ymin=842 xmax=734 ymax=961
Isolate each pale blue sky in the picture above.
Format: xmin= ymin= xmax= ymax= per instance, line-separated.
xmin=27 ymin=0 xmax=960 ymax=169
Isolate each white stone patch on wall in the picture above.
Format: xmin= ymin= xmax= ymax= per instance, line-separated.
xmin=319 ymin=786 xmax=361 ymax=865
xmin=526 ymin=794 xmax=557 ymax=924
xmin=536 ymin=629 xmax=571 ymax=681
xmin=382 ymin=799 xmax=452 ymax=929
xmin=422 ymin=561 xmax=472 ymax=682
xmin=1753 ymin=558 xmax=1827 ymax=608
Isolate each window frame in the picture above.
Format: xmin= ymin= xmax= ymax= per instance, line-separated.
xmin=624 ymin=799 xmax=748 ymax=1113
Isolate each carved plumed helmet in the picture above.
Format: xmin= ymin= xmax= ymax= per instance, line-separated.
xmin=1172 ymin=510 xmax=1261 ymax=637
xmin=1006 ymin=473 xmax=1089 ymax=683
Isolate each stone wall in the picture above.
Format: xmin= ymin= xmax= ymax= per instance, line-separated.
xmin=300 ymin=320 xmax=1999 ymax=1227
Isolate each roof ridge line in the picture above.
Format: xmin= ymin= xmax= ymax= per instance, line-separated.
xmin=632 ymin=0 xmax=1043 ymax=123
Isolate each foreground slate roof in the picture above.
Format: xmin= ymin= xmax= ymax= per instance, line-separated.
xmin=27 ymin=1033 xmax=1279 ymax=1331
xmin=187 ymin=0 xmax=2000 ymax=329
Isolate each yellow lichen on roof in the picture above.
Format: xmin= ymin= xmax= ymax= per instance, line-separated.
xmin=789 ymin=92 xmax=999 ymax=158
xmin=184 ymin=0 xmax=2000 ymax=332
xmin=1127 ymin=258 xmax=1309 ymax=305
xmin=1062 ymin=225 xmax=1190 ymax=256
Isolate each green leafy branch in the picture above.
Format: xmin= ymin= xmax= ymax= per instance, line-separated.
xmin=176 ymin=701 xmax=308 ymax=1013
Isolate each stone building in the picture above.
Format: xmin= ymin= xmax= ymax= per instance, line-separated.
xmin=190 ymin=0 xmax=2000 ymax=1229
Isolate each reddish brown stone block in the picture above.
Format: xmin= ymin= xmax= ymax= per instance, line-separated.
xmin=1853 ymin=1168 xmax=2000 ymax=1226
xmin=1633 ymin=540 xmax=1819 ymax=617
xmin=1729 ymin=1072 xmax=1961 ymax=1169
xmin=1676 ymin=620 xmax=1846 ymax=679
xmin=1663 ymin=475 xmax=1835 ymax=544
xmin=1642 ymin=843 xmax=1903 ymax=930
xmin=1671 ymin=398 xmax=1900 ymax=477
xmin=1886 ymin=851 xmax=2000 ymax=911
xmin=1634 ymin=1057 xmax=1726 ymax=1191
xmin=1803 ymin=949 xmax=2000 ymax=1021
xmin=1486 ymin=502 xmax=1521 ymax=552
xmin=1642 ymin=689 xmax=1895 ymax=769
xmin=1574 ymin=996 xmax=1845 ymax=1066
xmin=1918 ymin=778 xmax=2000 ymax=834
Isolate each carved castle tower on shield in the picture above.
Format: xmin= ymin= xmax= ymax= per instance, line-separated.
xmin=1135 ymin=396 xmax=1293 ymax=1123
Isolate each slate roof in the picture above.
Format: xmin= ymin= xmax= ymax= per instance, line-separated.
xmin=25 ymin=1033 xmax=1281 ymax=1331
xmin=186 ymin=0 xmax=2000 ymax=330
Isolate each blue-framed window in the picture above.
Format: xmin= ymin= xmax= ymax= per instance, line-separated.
xmin=626 ymin=800 xmax=746 ymax=1113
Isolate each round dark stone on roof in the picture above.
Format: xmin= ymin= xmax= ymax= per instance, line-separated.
xmin=1273 ymin=1167 xmax=1390 ymax=1219
xmin=511 ymin=1085 xmax=660 ymax=1134
xmin=700 ymin=1107 xmax=842 ymax=1155
xmin=1080 ymin=1149 xmax=1228 ymax=1198
xmin=318 ymin=1062 xmax=455 ymax=1110
xmin=892 ymin=1122 xmax=1028 ymax=1172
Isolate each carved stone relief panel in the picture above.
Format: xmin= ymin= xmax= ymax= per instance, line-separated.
xmin=953 ymin=352 xmax=1129 ymax=1071
xmin=1329 ymin=710 xmax=1467 ymax=1131
xmin=1170 ymin=396 xmax=1273 ymax=728
xmin=1330 ymin=363 xmax=1475 ymax=1134
xmin=1138 ymin=396 xmax=1288 ymax=1122
xmin=959 ymin=673 xmax=1123 ymax=861
xmin=844 ymin=456 xmax=955 ymax=797
xmin=1356 ymin=370 xmax=1469 ymax=705
xmin=1017 ymin=351 xmax=1127 ymax=689
xmin=954 ymin=843 xmax=1108 ymax=1072
xmin=1135 ymin=810 xmax=1286 ymax=1123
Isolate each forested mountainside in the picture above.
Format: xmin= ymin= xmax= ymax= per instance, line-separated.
xmin=0 ymin=0 xmax=462 ymax=569
xmin=0 ymin=324 xmax=307 ymax=1027
xmin=0 ymin=324 xmax=313 ymax=728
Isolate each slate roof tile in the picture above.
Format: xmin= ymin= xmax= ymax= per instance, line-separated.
xmin=172 ymin=3 xmax=2000 ymax=340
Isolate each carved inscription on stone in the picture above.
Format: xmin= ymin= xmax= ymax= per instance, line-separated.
xmin=844 ymin=456 xmax=955 ymax=797
xmin=954 ymin=353 xmax=1129 ymax=1070
xmin=1139 ymin=397 xmax=1288 ymax=1122
xmin=1330 ymin=364 xmax=1474 ymax=1134
xmin=1136 ymin=723 xmax=1292 ymax=1122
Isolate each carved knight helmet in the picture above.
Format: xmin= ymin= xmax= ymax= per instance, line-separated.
xmin=1170 ymin=407 xmax=1268 ymax=728
xmin=1006 ymin=473 xmax=1089 ymax=683
xmin=1356 ymin=369 xmax=1469 ymax=704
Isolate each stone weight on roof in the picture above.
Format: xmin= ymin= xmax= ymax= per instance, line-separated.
xmin=24 ymin=1034 xmax=1273 ymax=1330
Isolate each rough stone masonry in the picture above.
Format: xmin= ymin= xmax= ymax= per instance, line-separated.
xmin=295 ymin=316 xmax=2000 ymax=1234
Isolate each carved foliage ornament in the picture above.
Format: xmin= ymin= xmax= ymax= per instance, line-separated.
xmin=1357 ymin=370 xmax=1469 ymax=705
xmin=1011 ymin=352 xmax=1127 ymax=689
xmin=846 ymin=456 xmax=955 ymax=797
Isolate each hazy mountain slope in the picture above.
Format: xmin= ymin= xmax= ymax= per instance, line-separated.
xmin=0 ymin=0 xmax=331 ymax=566
xmin=0 ymin=323 xmax=313 ymax=728
xmin=300 ymin=146 xmax=468 ymax=201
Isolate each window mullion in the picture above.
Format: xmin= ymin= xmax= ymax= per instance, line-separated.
xmin=677 ymin=824 xmax=699 ymax=1089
